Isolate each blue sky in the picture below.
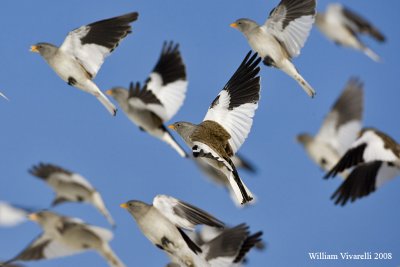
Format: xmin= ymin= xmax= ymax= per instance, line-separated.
xmin=0 ymin=0 xmax=399 ymax=266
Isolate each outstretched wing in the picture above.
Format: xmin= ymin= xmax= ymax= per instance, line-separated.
xmin=316 ymin=78 xmax=363 ymax=156
xmin=264 ymin=0 xmax=316 ymax=58
xmin=328 ymin=4 xmax=385 ymax=42
xmin=153 ymin=194 xmax=224 ymax=231
xmin=60 ymin=12 xmax=138 ymax=79
xmin=203 ymin=52 xmax=261 ymax=154
xmin=325 ymin=129 xmax=400 ymax=178
xmin=141 ymin=42 xmax=188 ymax=122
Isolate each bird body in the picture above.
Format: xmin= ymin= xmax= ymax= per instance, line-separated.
xmin=231 ymin=0 xmax=316 ymax=97
xmin=297 ymin=78 xmax=364 ymax=178
xmin=107 ymin=42 xmax=188 ymax=157
xmin=121 ymin=195 xmax=225 ymax=267
xmin=4 ymin=211 xmax=125 ymax=267
xmin=29 ymin=163 xmax=115 ymax=227
xmin=31 ymin=12 xmax=139 ymax=115
xmin=316 ymin=4 xmax=385 ymax=62
xmin=169 ymin=52 xmax=261 ymax=205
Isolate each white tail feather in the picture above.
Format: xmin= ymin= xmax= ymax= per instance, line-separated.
xmin=225 ymin=170 xmax=253 ymax=205
xmin=92 ymin=192 xmax=115 ymax=228
xmin=97 ymin=91 xmax=117 ymax=116
xmin=162 ymin=131 xmax=188 ymax=158
xmin=99 ymin=243 xmax=126 ymax=267
xmin=281 ymin=60 xmax=316 ymax=98
xmin=363 ymin=47 xmax=381 ymax=62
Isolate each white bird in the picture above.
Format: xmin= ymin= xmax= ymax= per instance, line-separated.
xmin=231 ymin=0 xmax=316 ymax=97
xmin=316 ymin=3 xmax=386 ymax=62
xmin=30 ymin=12 xmax=139 ymax=115
xmin=106 ymin=42 xmax=188 ymax=158
xmin=121 ymin=195 xmax=262 ymax=267
xmin=29 ymin=163 xmax=115 ymax=227
xmin=169 ymin=52 xmax=261 ymax=205
xmin=297 ymin=78 xmax=364 ymax=178
xmin=325 ymin=128 xmax=400 ymax=205
xmin=3 ymin=211 xmax=125 ymax=267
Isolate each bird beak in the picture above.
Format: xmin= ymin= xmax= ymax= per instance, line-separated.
xmin=230 ymin=22 xmax=238 ymax=28
xmin=30 ymin=45 xmax=39 ymax=53
xmin=105 ymin=89 xmax=113 ymax=96
xmin=28 ymin=213 xmax=38 ymax=221
xmin=168 ymin=124 xmax=176 ymax=130
xmin=120 ymin=203 xmax=128 ymax=209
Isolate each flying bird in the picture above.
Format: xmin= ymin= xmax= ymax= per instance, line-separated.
xmin=30 ymin=12 xmax=139 ymax=115
xmin=316 ymin=3 xmax=385 ymax=62
xmin=3 ymin=211 xmax=125 ymax=267
xmin=106 ymin=42 xmax=188 ymax=157
xmin=121 ymin=195 xmax=262 ymax=267
xmin=297 ymin=78 xmax=364 ymax=177
xmin=324 ymin=128 xmax=400 ymax=205
xmin=168 ymin=51 xmax=261 ymax=205
xmin=193 ymin=154 xmax=257 ymax=206
xmin=121 ymin=194 xmax=224 ymax=266
xmin=230 ymin=0 xmax=316 ymax=97
xmin=29 ymin=163 xmax=115 ymax=227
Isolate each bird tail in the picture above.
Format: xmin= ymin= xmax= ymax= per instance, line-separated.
xmin=281 ymin=61 xmax=316 ymax=98
xmin=97 ymin=90 xmax=118 ymax=116
xmin=362 ymin=47 xmax=381 ymax=62
xmin=99 ymin=243 xmax=126 ymax=267
xmin=92 ymin=192 xmax=116 ymax=228
xmin=223 ymin=159 xmax=254 ymax=205
xmin=161 ymin=126 xmax=188 ymax=158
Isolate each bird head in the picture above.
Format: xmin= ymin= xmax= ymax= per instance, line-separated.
xmin=28 ymin=211 xmax=60 ymax=227
xmin=168 ymin=121 xmax=196 ymax=139
xmin=105 ymin=87 xmax=129 ymax=102
xmin=230 ymin=19 xmax=259 ymax=34
xmin=296 ymin=133 xmax=313 ymax=145
xmin=30 ymin=43 xmax=57 ymax=58
xmin=120 ymin=200 xmax=150 ymax=219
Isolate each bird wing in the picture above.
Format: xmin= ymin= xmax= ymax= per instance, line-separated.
xmin=153 ymin=194 xmax=224 ymax=231
xmin=264 ymin=0 xmax=316 ymax=58
xmin=316 ymin=78 xmax=364 ymax=156
xmin=329 ymin=4 xmax=385 ymax=42
xmin=128 ymin=82 xmax=163 ymax=111
xmin=331 ymin=161 xmax=399 ymax=206
xmin=325 ymin=129 xmax=400 ymax=178
xmin=84 ymin=224 xmax=114 ymax=242
xmin=29 ymin=163 xmax=94 ymax=190
xmin=59 ymin=12 xmax=138 ymax=79
xmin=8 ymin=233 xmax=81 ymax=262
xmin=140 ymin=42 xmax=188 ymax=122
xmin=203 ymin=52 xmax=261 ymax=154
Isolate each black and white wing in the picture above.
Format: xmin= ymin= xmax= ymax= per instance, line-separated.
xmin=325 ymin=129 xmax=400 ymax=178
xmin=4 ymin=234 xmax=81 ymax=264
xmin=129 ymin=42 xmax=187 ymax=122
xmin=315 ymin=78 xmax=363 ymax=156
xmin=59 ymin=12 xmax=138 ymax=79
xmin=203 ymin=51 xmax=261 ymax=154
xmin=264 ymin=0 xmax=316 ymax=58
xmin=327 ymin=4 xmax=385 ymax=42
xmin=204 ymin=224 xmax=263 ymax=266
xmin=29 ymin=163 xmax=94 ymax=191
xmin=0 ymin=202 xmax=32 ymax=227
xmin=153 ymin=195 xmax=224 ymax=231
xmin=331 ymin=161 xmax=399 ymax=206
